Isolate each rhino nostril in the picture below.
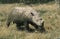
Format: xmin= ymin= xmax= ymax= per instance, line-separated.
xmin=40 ymin=18 xmax=42 ymax=20
xmin=39 ymin=17 xmax=42 ymax=20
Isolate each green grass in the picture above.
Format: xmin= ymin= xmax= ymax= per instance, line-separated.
xmin=0 ymin=3 xmax=60 ymax=39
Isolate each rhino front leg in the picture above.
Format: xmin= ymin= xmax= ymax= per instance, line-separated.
xmin=25 ymin=21 xmax=35 ymax=32
xmin=39 ymin=21 xmax=45 ymax=32
xmin=29 ymin=21 xmax=38 ymax=30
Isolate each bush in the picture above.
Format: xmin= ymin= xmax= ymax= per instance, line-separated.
xmin=0 ymin=0 xmax=54 ymax=4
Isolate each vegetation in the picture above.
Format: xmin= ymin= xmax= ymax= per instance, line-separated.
xmin=0 ymin=0 xmax=54 ymax=4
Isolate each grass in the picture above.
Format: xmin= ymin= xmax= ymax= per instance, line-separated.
xmin=0 ymin=3 xmax=60 ymax=39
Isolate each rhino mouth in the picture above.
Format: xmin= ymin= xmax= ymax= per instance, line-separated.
xmin=29 ymin=20 xmax=45 ymax=31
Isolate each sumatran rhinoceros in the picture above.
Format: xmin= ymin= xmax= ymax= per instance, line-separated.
xmin=6 ymin=6 xmax=45 ymax=32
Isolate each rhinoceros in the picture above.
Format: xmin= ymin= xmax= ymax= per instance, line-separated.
xmin=6 ymin=6 xmax=45 ymax=32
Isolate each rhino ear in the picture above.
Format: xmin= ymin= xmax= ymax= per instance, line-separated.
xmin=31 ymin=12 xmax=34 ymax=16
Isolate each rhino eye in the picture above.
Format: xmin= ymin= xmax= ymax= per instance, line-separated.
xmin=31 ymin=12 xmax=34 ymax=16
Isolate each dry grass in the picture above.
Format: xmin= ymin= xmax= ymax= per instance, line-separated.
xmin=0 ymin=3 xmax=60 ymax=39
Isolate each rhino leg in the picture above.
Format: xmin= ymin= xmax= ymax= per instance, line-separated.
xmin=39 ymin=22 xmax=45 ymax=32
xmin=25 ymin=22 xmax=30 ymax=31
xmin=29 ymin=21 xmax=38 ymax=30
xmin=25 ymin=22 xmax=35 ymax=32
xmin=6 ymin=19 xmax=12 ymax=27
xmin=16 ymin=22 xmax=25 ymax=30
xmin=6 ymin=21 xmax=10 ymax=27
xmin=6 ymin=14 xmax=13 ymax=27
xmin=25 ymin=21 xmax=38 ymax=32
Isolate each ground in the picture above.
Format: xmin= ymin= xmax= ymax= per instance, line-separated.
xmin=0 ymin=3 xmax=60 ymax=39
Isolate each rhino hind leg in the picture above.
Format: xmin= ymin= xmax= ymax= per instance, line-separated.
xmin=6 ymin=21 xmax=11 ymax=27
xmin=7 ymin=22 xmax=10 ymax=27
xmin=16 ymin=23 xmax=25 ymax=31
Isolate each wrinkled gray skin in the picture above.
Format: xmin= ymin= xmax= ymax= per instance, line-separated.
xmin=6 ymin=6 xmax=45 ymax=32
